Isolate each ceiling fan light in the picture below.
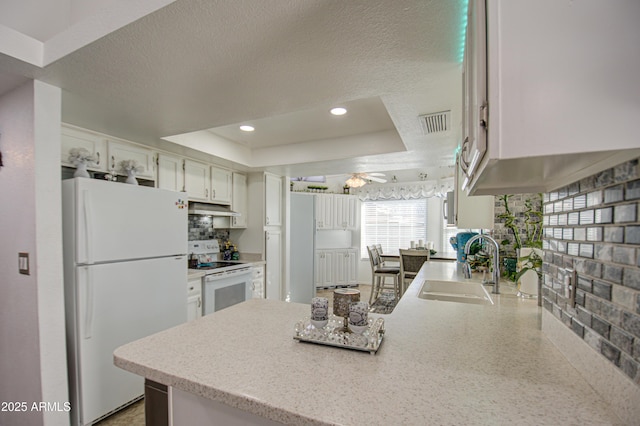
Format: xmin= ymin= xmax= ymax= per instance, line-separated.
xmin=330 ymin=107 xmax=347 ymax=116
xmin=345 ymin=176 xmax=366 ymax=188
xmin=239 ymin=125 xmax=255 ymax=132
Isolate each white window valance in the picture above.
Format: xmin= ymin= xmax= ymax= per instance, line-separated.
xmin=352 ymin=180 xmax=451 ymax=201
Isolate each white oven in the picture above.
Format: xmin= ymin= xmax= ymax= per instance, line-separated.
xmin=189 ymin=239 xmax=254 ymax=315
xmin=203 ymin=267 xmax=252 ymax=315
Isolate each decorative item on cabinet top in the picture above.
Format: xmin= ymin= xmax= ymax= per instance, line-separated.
xmin=68 ymin=148 xmax=97 ymax=178
xmin=119 ymin=159 xmax=144 ymax=185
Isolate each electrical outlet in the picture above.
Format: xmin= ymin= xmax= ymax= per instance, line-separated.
xmin=18 ymin=252 xmax=29 ymax=275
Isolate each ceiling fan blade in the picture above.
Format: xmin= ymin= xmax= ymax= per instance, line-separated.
xmin=367 ymin=176 xmax=387 ymax=183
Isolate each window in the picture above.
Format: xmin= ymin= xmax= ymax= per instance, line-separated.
xmin=360 ymin=199 xmax=427 ymax=257
xmin=361 ymin=197 xmax=460 ymax=259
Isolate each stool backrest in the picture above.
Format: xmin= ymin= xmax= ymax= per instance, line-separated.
xmin=367 ymin=245 xmax=381 ymax=269
xmin=399 ymin=249 xmax=430 ymax=275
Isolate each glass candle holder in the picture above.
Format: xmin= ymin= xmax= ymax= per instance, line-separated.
xmin=333 ymin=289 xmax=360 ymax=332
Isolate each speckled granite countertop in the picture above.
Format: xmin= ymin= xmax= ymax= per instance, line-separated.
xmin=114 ymin=262 xmax=623 ymax=425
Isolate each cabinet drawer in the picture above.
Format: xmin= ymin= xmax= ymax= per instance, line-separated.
xmin=187 ymin=279 xmax=202 ymax=297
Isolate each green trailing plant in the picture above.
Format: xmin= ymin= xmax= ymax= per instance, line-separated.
xmin=514 ymin=249 xmax=543 ymax=283
xmin=498 ymin=194 xmax=523 ymax=251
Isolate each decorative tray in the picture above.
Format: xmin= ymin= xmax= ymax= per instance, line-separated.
xmin=293 ymin=316 xmax=385 ymax=354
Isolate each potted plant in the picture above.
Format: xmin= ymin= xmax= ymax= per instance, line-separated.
xmin=119 ymin=159 xmax=144 ymax=185
xmin=68 ymin=148 xmax=96 ymax=178
xmin=497 ymin=194 xmax=543 ymax=297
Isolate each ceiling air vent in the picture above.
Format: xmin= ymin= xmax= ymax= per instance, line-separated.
xmin=419 ymin=110 xmax=451 ymax=135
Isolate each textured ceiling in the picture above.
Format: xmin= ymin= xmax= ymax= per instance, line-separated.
xmin=0 ymin=0 xmax=466 ymax=177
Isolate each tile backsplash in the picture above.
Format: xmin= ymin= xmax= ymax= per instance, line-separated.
xmin=541 ymin=158 xmax=640 ymax=386
xmin=188 ymin=215 xmax=229 ymax=242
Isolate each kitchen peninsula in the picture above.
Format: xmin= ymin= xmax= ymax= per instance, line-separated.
xmin=114 ymin=262 xmax=625 ymax=425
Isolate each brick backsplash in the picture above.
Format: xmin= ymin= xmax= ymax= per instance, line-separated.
xmin=188 ymin=215 xmax=229 ymax=242
xmin=542 ymin=158 xmax=640 ymax=385
xmin=493 ymin=193 xmax=543 ymax=258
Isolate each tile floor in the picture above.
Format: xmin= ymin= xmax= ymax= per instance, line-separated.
xmin=98 ymin=285 xmax=373 ymax=425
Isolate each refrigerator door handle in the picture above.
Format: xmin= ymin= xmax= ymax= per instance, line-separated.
xmin=83 ymin=267 xmax=94 ymax=339
xmin=82 ymin=189 xmax=94 ymax=264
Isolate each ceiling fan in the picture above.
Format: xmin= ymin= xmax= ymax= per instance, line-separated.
xmin=344 ymin=172 xmax=387 ymax=188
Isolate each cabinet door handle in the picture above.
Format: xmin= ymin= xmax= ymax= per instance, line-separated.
xmin=111 ymin=155 xmax=115 ymax=169
xmin=266 ymin=217 xmax=270 ymax=225
xmin=206 ymin=189 xmax=209 ymax=198
xmin=479 ymin=103 xmax=488 ymax=129
xmin=459 ymin=137 xmax=471 ymax=175
xmin=96 ymin=152 xmax=100 ymax=165
xmin=197 ymin=297 xmax=201 ymax=308
xmin=212 ymin=189 xmax=216 ymax=199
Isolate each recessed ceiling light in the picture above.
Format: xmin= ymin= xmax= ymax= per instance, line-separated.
xmin=330 ymin=107 xmax=347 ymax=116
xmin=240 ymin=125 xmax=255 ymax=132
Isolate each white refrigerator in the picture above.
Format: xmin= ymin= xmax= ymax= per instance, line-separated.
xmin=62 ymin=178 xmax=187 ymax=425
xmin=289 ymin=193 xmax=316 ymax=303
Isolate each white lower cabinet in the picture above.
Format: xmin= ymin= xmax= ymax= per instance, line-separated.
xmin=187 ymin=277 xmax=202 ymax=322
xmin=251 ymin=264 xmax=265 ymax=299
xmin=334 ymin=249 xmax=358 ymax=286
xmin=315 ymin=250 xmax=334 ymax=288
xmin=315 ymin=248 xmax=357 ymax=288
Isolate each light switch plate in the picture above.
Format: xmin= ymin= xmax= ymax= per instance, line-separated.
xmin=18 ymin=252 xmax=29 ymax=275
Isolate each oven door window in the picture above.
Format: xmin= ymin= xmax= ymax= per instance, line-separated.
xmin=214 ymin=282 xmax=246 ymax=312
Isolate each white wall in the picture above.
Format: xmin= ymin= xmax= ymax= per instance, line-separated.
xmin=0 ymin=80 xmax=68 ymax=426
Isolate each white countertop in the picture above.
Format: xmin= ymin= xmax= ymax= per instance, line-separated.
xmin=115 ymin=262 xmax=623 ymax=425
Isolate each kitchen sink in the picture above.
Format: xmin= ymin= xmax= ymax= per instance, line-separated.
xmin=418 ymin=280 xmax=494 ymax=305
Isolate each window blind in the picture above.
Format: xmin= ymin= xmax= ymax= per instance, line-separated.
xmin=361 ymin=199 xmax=427 ymax=258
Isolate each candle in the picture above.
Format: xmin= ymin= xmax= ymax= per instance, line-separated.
xmin=311 ymin=297 xmax=328 ymax=320
xmin=349 ymin=301 xmax=369 ymax=326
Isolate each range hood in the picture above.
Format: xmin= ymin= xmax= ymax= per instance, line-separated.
xmin=188 ymin=202 xmax=240 ymax=217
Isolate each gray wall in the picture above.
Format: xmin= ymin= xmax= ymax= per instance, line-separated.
xmin=540 ymin=158 xmax=640 ymax=386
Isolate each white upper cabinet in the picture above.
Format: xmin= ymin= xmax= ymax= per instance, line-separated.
xmin=108 ymin=140 xmax=156 ymax=179
xmin=265 ymin=229 xmax=282 ymax=300
xmin=210 ymin=166 xmax=232 ymax=204
xmin=184 ymin=159 xmax=210 ymax=201
xmin=334 ymin=195 xmax=358 ymax=230
xmin=231 ymin=172 xmax=247 ymax=228
xmin=157 ymin=153 xmax=185 ymax=192
xmin=315 ymin=194 xmax=358 ymax=230
xmin=61 ymin=124 xmax=107 ymax=172
xmin=463 ymin=0 xmax=640 ymax=195
xmin=264 ymin=173 xmax=282 ymax=227
xmin=315 ymin=194 xmax=334 ymax=230
xmin=454 ymin=159 xmax=494 ymax=230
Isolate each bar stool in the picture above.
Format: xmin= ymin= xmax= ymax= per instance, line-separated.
xmin=367 ymin=245 xmax=400 ymax=304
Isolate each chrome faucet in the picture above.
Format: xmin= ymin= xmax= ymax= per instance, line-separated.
xmin=464 ymin=234 xmax=500 ymax=294
xmin=462 ymin=262 xmax=472 ymax=279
